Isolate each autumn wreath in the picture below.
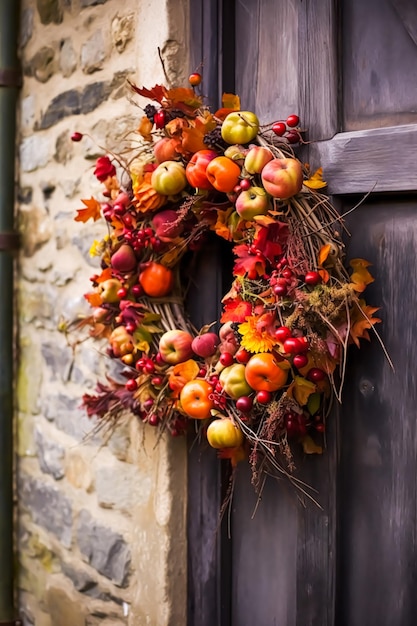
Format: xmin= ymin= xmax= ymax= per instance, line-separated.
xmin=72 ymin=72 xmax=381 ymax=500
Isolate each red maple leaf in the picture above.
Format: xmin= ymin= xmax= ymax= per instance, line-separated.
xmin=233 ymin=244 xmax=266 ymax=277
xmin=128 ymin=81 xmax=167 ymax=103
xmin=220 ymin=298 xmax=252 ymax=323
xmin=253 ymin=223 xmax=289 ymax=263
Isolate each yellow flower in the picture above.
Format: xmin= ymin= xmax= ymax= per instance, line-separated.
xmin=238 ymin=316 xmax=277 ymax=353
xmin=89 ymin=235 xmax=109 ymax=257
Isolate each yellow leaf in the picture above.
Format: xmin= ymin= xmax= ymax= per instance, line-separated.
xmin=300 ymin=435 xmax=323 ymax=455
xmin=253 ymin=214 xmax=276 ymax=226
xmin=350 ymin=300 xmax=381 ymax=347
xmin=287 ymin=375 xmax=316 ymax=406
xmin=349 ymin=258 xmax=375 ymax=293
xmin=304 ymin=167 xmax=327 ymax=190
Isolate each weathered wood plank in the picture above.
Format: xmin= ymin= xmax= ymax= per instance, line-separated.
xmin=311 ymin=124 xmax=417 ymax=194
xmin=336 ymin=201 xmax=417 ymax=625
xmin=343 ymin=0 xmax=417 ymax=130
xmin=234 ymin=0 xmax=298 ymax=120
xmin=298 ymin=0 xmax=339 ymax=141
xmin=390 ymin=0 xmax=417 ymax=46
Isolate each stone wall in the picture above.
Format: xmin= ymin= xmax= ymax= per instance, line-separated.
xmin=16 ymin=1 xmax=189 ymax=624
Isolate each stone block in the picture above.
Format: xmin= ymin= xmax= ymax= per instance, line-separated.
xmin=35 ymin=425 xmax=66 ymax=480
xmin=36 ymin=0 xmax=63 ymax=24
xmin=19 ymin=205 xmax=52 ymax=257
xmin=17 ymin=338 xmax=43 ymax=415
xmin=20 ymin=135 xmax=51 ymax=172
xmin=21 ymin=95 xmax=36 ymax=130
xmin=27 ymin=46 xmax=55 ymax=83
xmin=41 ymin=341 xmax=73 ymax=381
xmin=46 ymin=583 xmax=86 ymax=626
xmin=59 ymin=38 xmax=77 ymax=77
xmin=19 ymin=8 xmax=34 ymax=48
xmin=111 ymin=14 xmax=135 ymax=53
xmin=76 ymin=509 xmax=131 ymax=586
xmin=95 ymin=461 xmax=151 ymax=513
xmin=38 ymin=89 xmax=81 ymax=130
xmin=61 ymin=561 xmax=124 ymax=603
xmin=81 ymin=30 xmax=106 ymax=74
xmin=19 ymin=474 xmax=72 ymax=547
xmin=44 ymin=393 xmax=100 ymax=444
xmin=65 ymin=450 xmax=94 ymax=491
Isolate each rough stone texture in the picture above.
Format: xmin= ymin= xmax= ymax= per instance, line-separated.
xmin=20 ymin=474 xmax=72 ymax=547
xmin=35 ymin=425 xmax=66 ymax=479
xmin=26 ymin=46 xmax=55 ymax=82
xmin=59 ymin=38 xmax=77 ymax=77
xmin=17 ymin=0 xmax=189 ymax=624
xmin=46 ymin=582 xmax=86 ymax=626
xmin=20 ymin=135 xmax=51 ymax=172
xmin=81 ymin=30 xmax=106 ymax=74
xmin=76 ymin=509 xmax=131 ymax=587
xmin=65 ymin=450 xmax=94 ymax=491
xmin=19 ymin=205 xmax=52 ymax=257
xmin=111 ymin=14 xmax=135 ymax=53
xmin=20 ymin=7 xmax=34 ymax=48
xmin=36 ymin=0 xmax=63 ymax=24
xmin=95 ymin=461 xmax=151 ymax=512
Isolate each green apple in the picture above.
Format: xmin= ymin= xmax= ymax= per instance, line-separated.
xmin=99 ymin=278 xmax=123 ymax=303
xmin=221 ymin=111 xmax=260 ymax=145
xmin=151 ymin=161 xmax=187 ymax=195
xmin=235 ymin=186 xmax=270 ymax=220
xmin=219 ymin=363 xmax=253 ymax=399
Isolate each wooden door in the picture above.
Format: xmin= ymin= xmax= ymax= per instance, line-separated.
xmin=188 ymin=1 xmax=417 ymax=624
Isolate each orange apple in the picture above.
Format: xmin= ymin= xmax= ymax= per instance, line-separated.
xmin=261 ymin=157 xmax=303 ymax=199
xmin=244 ymin=352 xmax=289 ymax=391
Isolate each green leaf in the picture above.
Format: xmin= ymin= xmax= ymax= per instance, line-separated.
xmin=307 ymin=392 xmax=321 ymax=416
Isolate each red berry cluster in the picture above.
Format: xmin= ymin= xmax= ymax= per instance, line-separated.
xmin=271 ymin=114 xmax=301 ymax=144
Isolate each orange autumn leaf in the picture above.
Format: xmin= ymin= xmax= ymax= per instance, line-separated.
xmin=181 ymin=125 xmax=207 ymax=153
xmin=137 ymin=115 xmax=153 ymax=142
xmin=350 ymin=301 xmax=381 ymax=347
xmin=214 ymin=93 xmax=241 ymax=120
xmin=75 ymin=197 xmax=102 ymax=223
xmin=84 ymin=292 xmax=103 ymax=307
xmin=318 ymin=243 xmax=332 ymax=266
xmin=304 ymin=167 xmax=327 ymax=190
xmin=253 ymin=214 xmax=276 ymax=226
xmin=217 ymin=445 xmax=247 ymax=467
xmin=133 ymin=172 xmax=167 ymax=213
xmin=94 ymin=267 xmax=113 ymax=283
xmin=165 ymin=87 xmax=203 ymax=109
xmin=165 ymin=117 xmax=189 ymax=136
xmin=168 ymin=359 xmax=200 ymax=398
xmin=349 ymin=258 xmax=375 ymax=293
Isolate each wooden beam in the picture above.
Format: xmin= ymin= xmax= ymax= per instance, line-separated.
xmin=311 ymin=124 xmax=417 ymax=194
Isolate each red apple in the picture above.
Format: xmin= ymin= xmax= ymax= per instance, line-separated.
xmin=191 ymin=332 xmax=220 ymax=358
xmin=158 ymin=330 xmax=194 ymax=364
xmin=244 ymin=145 xmax=274 ymax=174
xmin=98 ymin=278 xmax=123 ymax=303
xmin=261 ymin=158 xmax=303 ymax=199
xmin=185 ymin=149 xmax=217 ymax=190
xmin=235 ymin=186 xmax=270 ymax=220
xmin=151 ymin=161 xmax=187 ymax=195
xmin=152 ymin=209 xmax=183 ymax=241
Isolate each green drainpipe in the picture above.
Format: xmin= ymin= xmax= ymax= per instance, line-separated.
xmin=0 ymin=0 xmax=21 ymax=624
